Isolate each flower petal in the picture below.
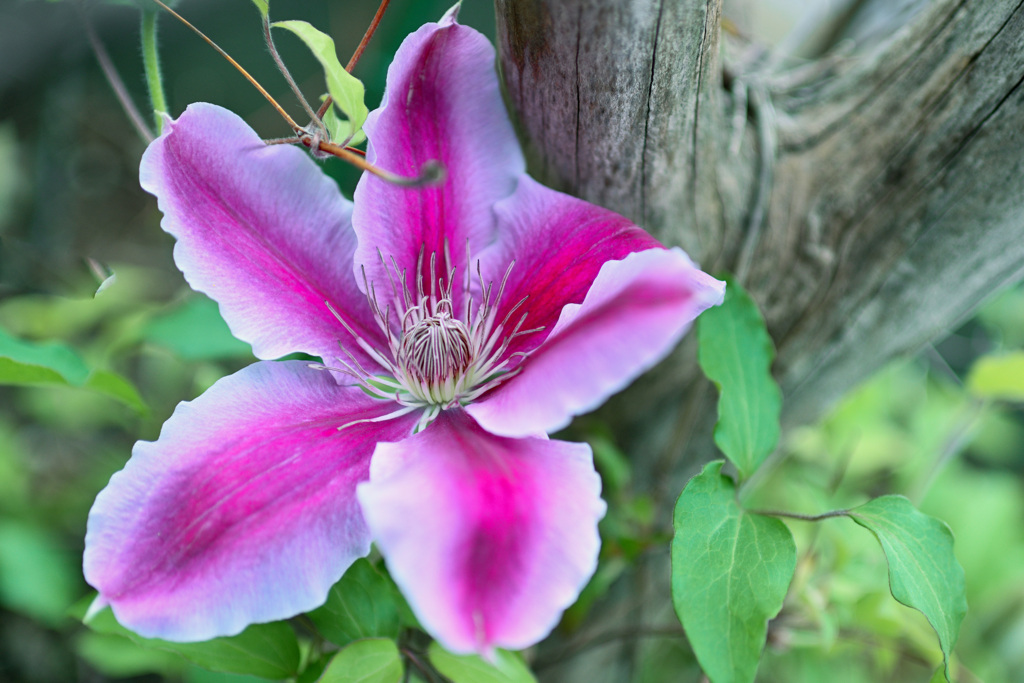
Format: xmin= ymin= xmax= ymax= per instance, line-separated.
xmin=358 ymin=409 xmax=605 ymax=655
xmin=478 ymin=176 xmax=663 ymax=361
xmin=84 ymin=361 xmax=417 ymax=641
xmin=468 ymin=248 xmax=725 ymax=437
xmin=140 ymin=103 xmax=383 ymax=365
xmin=353 ymin=15 xmax=524 ymax=301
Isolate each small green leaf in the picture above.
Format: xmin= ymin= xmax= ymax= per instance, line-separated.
xmin=849 ymin=496 xmax=967 ymax=681
xmin=0 ymin=327 xmax=90 ymax=384
xmin=671 ymin=461 xmax=796 ymax=683
xmin=308 ymin=559 xmax=401 ymax=646
xmin=0 ymin=328 xmax=147 ymax=413
xmin=249 ymin=0 xmax=269 ymax=17
xmin=966 ymin=351 xmax=1024 ymax=401
xmin=323 ymin=101 xmax=366 ymax=147
xmin=144 ymin=294 xmax=252 ymax=361
xmin=318 ymin=639 xmax=403 ymax=683
xmin=272 ymin=20 xmax=368 ymax=144
xmin=0 ymin=357 xmax=67 ymax=386
xmin=85 ymin=370 xmax=149 ymax=415
xmin=427 ymin=643 xmax=537 ymax=683
xmin=697 ymin=280 xmax=781 ymax=480
xmin=75 ymin=602 xmax=300 ymax=679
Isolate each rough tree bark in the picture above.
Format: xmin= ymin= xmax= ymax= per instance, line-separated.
xmin=494 ymin=0 xmax=1024 ymax=680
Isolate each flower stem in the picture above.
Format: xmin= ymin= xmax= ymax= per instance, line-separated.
xmin=262 ymin=15 xmax=325 ymax=133
xmin=151 ymin=0 xmax=303 ymax=134
xmin=149 ymin=0 xmax=440 ymax=186
xmin=140 ymin=4 xmax=169 ymax=134
xmin=346 ymin=0 xmax=391 ymax=72
xmin=81 ymin=3 xmax=154 ymax=142
xmin=748 ymin=508 xmax=850 ymax=522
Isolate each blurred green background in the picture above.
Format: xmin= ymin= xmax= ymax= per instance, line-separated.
xmin=0 ymin=1 xmax=1022 ymax=682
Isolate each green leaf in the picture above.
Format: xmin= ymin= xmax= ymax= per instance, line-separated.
xmin=85 ymin=370 xmax=149 ymax=414
xmin=318 ymin=639 xmax=403 ymax=683
xmin=323 ymin=101 xmax=366 ymax=147
xmin=0 ymin=327 xmax=90 ymax=384
xmin=966 ymin=351 xmax=1024 ymax=401
xmin=75 ymin=602 xmax=300 ymax=679
xmin=0 ymin=328 xmax=147 ymax=413
xmin=427 ymin=643 xmax=537 ymax=683
xmin=849 ymin=495 xmax=967 ymax=681
xmin=143 ymin=294 xmax=252 ymax=361
xmin=249 ymin=0 xmax=269 ymax=17
xmin=272 ymin=20 xmax=368 ymax=144
xmin=671 ymin=461 xmax=796 ymax=683
xmin=0 ymin=356 xmax=67 ymax=385
xmin=308 ymin=559 xmax=401 ymax=646
xmin=697 ymin=280 xmax=781 ymax=479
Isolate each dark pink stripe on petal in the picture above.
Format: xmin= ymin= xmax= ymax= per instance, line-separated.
xmin=140 ymin=103 xmax=383 ymax=365
xmin=468 ymin=248 xmax=725 ymax=437
xmin=353 ymin=17 xmax=524 ymax=304
xmin=358 ymin=410 xmax=605 ymax=654
xmin=84 ymin=361 xmax=417 ymax=641
xmin=477 ymin=176 xmax=662 ymax=362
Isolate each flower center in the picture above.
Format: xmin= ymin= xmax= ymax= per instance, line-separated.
xmin=397 ymin=302 xmax=473 ymax=404
xmin=321 ymin=248 xmax=545 ymax=432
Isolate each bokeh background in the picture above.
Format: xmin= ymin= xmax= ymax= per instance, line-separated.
xmin=0 ymin=1 xmax=1022 ymax=681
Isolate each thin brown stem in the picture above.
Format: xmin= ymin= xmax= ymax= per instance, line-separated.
xmin=81 ymin=3 xmax=154 ymax=142
xmin=265 ymin=136 xmax=366 ymax=157
xmin=151 ymin=0 xmax=303 ymax=134
xmin=266 ymin=135 xmax=441 ymax=186
xmin=314 ymin=137 xmax=443 ymax=186
xmin=346 ymin=0 xmax=392 ymax=72
xmin=152 ymin=0 xmax=435 ymax=185
xmin=749 ymin=508 xmax=850 ymax=522
xmin=315 ymin=95 xmax=334 ymax=120
xmin=315 ymin=0 xmax=392 ymax=121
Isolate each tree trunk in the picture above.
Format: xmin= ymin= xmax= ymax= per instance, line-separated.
xmin=493 ymin=0 xmax=1024 ymax=679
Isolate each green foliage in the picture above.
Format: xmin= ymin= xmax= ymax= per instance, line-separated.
xmin=698 ymin=280 xmax=782 ymax=479
xmin=273 ymin=20 xmax=368 ymax=145
xmin=0 ymin=327 xmax=147 ymax=413
xmin=850 ymin=496 xmax=967 ymax=681
xmin=319 ymin=639 xmax=403 ymax=683
xmin=4 ymin=2 xmax=1021 ymax=680
xmin=75 ymin=601 xmax=300 ymax=679
xmin=966 ymin=351 xmax=1024 ymax=401
xmin=427 ymin=642 xmax=537 ymax=683
xmin=308 ymin=559 xmax=402 ymax=647
xmin=671 ymin=461 xmax=796 ymax=683
xmin=143 ymin=294 xmax=253 ymax=361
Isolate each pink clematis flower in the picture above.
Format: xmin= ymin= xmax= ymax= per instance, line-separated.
xmin=83 ymin=14 xmax=724 ymax=655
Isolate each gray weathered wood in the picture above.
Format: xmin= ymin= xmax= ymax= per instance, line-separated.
xmin=496 ymin=0 xmax=1024 ymax=680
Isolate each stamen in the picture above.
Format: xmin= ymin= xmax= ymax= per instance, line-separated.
xmin=325 ymin=300 xmax=395 ymax=373
xmin=337 ymin=405 xmax=419 ymax=431
xmin=327 ymin=247 xmax=540 ymax=430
